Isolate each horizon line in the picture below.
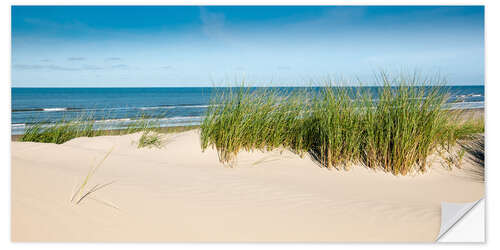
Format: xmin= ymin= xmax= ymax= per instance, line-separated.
xmin=11 ymin=83 xmax=485 ymax=88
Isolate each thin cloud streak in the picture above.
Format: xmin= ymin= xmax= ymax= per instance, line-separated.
xmin=67 ymin=57 xmax=86 ymax=61
xmin=13 ymin=64 xmax=132 ymax=71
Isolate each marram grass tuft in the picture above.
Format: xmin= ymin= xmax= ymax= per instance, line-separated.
xmin=200 ymin=74 xmax=484 ymax=175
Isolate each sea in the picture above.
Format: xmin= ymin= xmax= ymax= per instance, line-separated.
xmin=11 ymin=86 xmax=484 ymax=135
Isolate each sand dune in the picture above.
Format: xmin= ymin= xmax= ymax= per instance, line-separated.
xmin=11 ymin=130 xmax=484 ymax=242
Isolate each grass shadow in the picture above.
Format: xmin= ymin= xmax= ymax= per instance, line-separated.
xmin=458 ymin=135 xmax=485 ymax=182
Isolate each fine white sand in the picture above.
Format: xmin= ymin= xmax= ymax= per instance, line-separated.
xmin=11 ymin=130 xmax=484 ymax=242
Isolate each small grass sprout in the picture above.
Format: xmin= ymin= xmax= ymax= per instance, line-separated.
xmin=70 ymin=147 xmax=115 ymax=206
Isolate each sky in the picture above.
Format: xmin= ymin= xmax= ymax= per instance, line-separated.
xmin=11 ymin=6 xmax=484 ymax=87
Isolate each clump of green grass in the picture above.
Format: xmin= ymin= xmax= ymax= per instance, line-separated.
xmin=19 ymin=112 xmax=167 ymax=144
xmin=345 ymin=73 xmax=453 ymax=174
xmin=20 ymin=114 xmax=103 ymax=144
xmin=201 ymin=73 xmax=484 ymax=175
xmin=201 ymin=87 xmax=309 ymax=166
xmin=138 ymin=131 xmax=164 ymax=148
xmin=308 ymin=85 xmax=365 ymax=170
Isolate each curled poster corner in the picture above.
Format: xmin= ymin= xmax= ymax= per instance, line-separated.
xmin=437 ymin=198 xmax=485 ymax=242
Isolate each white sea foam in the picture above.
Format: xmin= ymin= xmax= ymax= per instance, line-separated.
xmin=43 ymin=108 xmax=67 ymax=112
xmin=446 ymin=101 xmax=484 ymax=110
xmin=179 ymin=104 xmax=210 ymax=108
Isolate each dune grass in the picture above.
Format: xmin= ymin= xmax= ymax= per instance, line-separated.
xmin=71 ymin=147 xmax=114 ymax=205
xmin=19 ymin=112 xmax=167 ymax=144
xmin=201 ymin=87 xmax=311 ymax=166
xmin=138 ymin=131 xmax=164 ymax=148
xmin=20 ymin=114 xmax=103 ymax=144
xmin=200 ymin=74 xmax=484 ymax=175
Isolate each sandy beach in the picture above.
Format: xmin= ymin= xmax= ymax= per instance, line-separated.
xmin=11 ymin=129 xmax=484 ymax=242
xmin=9 ymin=4 xmax=487 ymax=244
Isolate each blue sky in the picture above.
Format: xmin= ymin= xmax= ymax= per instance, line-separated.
xmin=11 ymin=6 xmax=484 ymax=87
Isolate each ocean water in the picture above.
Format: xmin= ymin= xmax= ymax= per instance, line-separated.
xmin=11 ymin=86 xmax=484 ymax=135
